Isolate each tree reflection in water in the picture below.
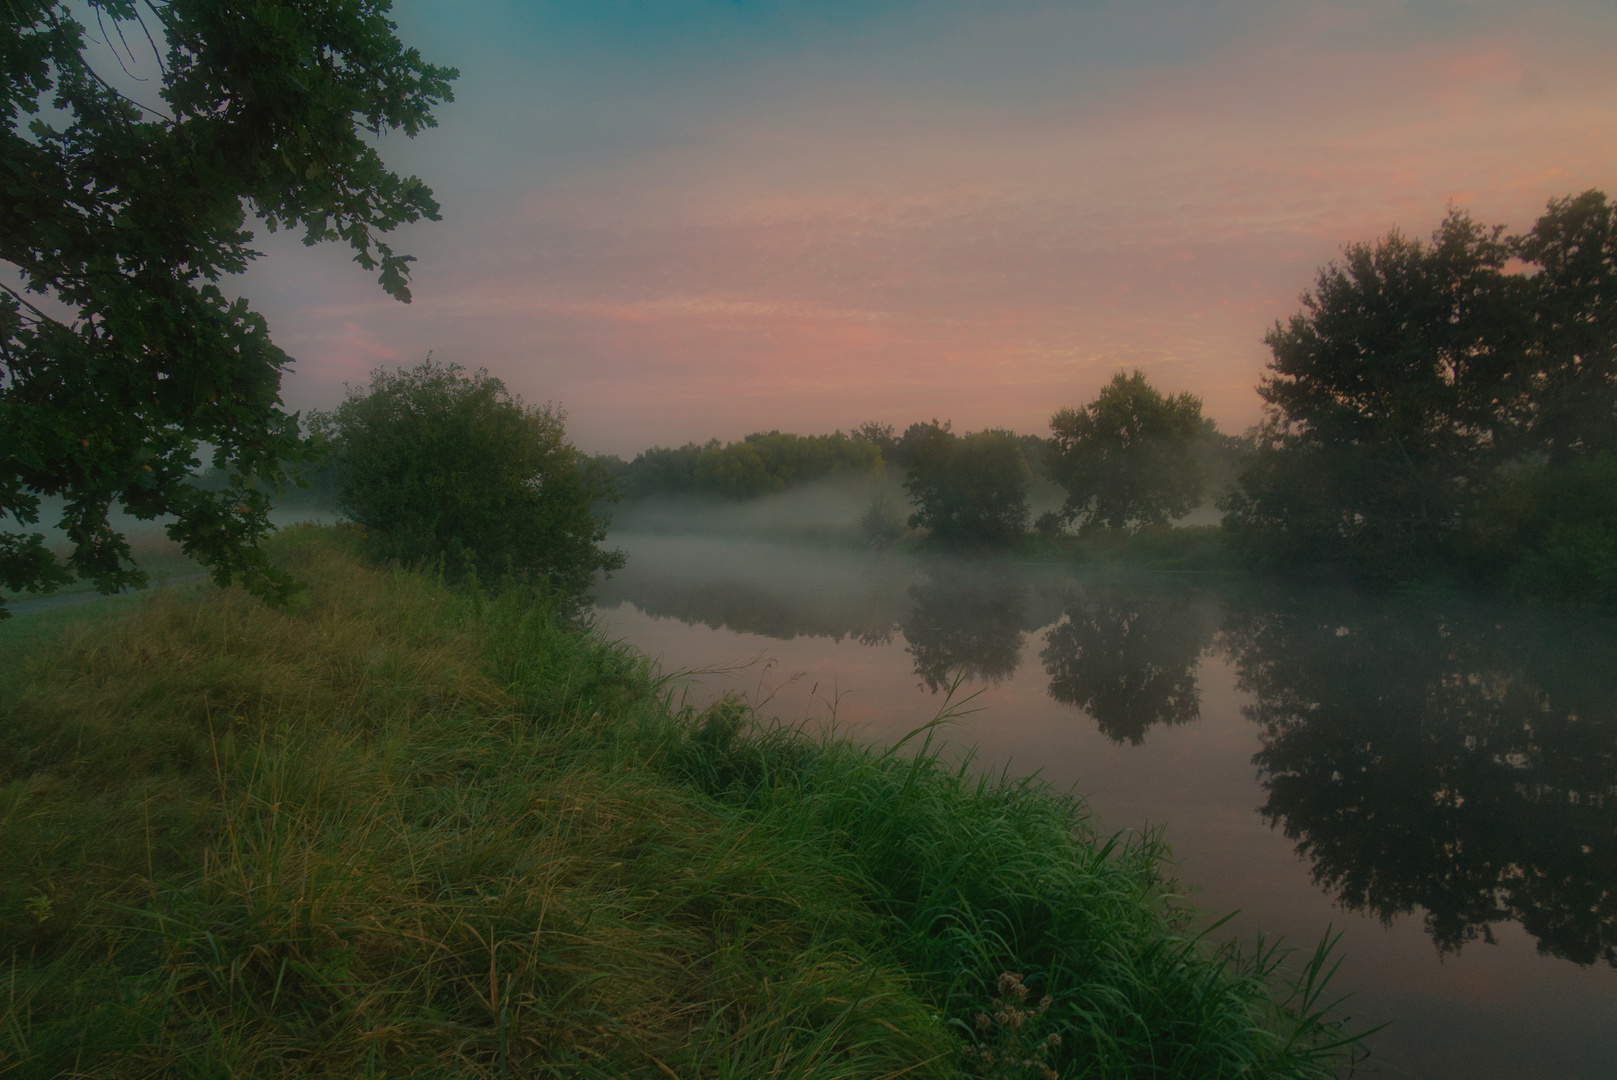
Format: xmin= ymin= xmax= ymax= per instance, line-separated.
xmin=1039 ymin=583 xmax=1216 ymax=744
xmin=1223 ymin=595 xmax=1617 ymax=967
xmin=901 ymin=566 xmax=1029 ymax=692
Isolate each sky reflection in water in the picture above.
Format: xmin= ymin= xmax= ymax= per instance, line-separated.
xmin=593 ymin=533 xmax=1617 ymax=1079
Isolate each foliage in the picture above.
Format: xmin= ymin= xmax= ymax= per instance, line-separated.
xmin=0 ymin=528 xmax=1361 ymax=1078
xmin=901 ymin=422 xmax=1032 ymax=546
xmin=0 ymin=0 xmax=456 ymax=617
xmin=618 ymin=431 xmax=881 ymax=501
xmin=1047 ymin=372 xmax=1206 ymax=533
xmin=853 ymin=420 xmax=900 ymax=460
xmin=315 ymin=357 xmax=623 ymax=602
xmin=1515 ymin=190 xmax=1617 ymax=464
xmin=1458 ymin=455 xmax=1617 ymax=606
xmin=1222 ymin=192 xmax=1616 ymax=584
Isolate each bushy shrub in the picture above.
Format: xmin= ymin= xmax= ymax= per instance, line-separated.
xmin=314 ymin=357 xmax=623 ymax=602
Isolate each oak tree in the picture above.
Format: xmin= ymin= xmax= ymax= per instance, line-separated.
xmin=1 ymin=0 xmax=456 ymax=616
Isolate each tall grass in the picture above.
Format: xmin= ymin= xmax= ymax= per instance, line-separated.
xmin=0 ymin=527 xmax=1357 ymax=1078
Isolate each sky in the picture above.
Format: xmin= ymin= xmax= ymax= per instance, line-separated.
xmin=229 ymin=0 xmax=1617 ymax=457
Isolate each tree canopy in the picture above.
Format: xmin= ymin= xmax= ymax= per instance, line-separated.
xmin=899 ymin=422 xmax=1031 ymax=547
xmin=1222 ymin=191 xmax=1617 ymax=580
xmin=613 ymin=431 xmax=881 ymax=502
xmin=1046 ymin=371 xmax=1205 ymax=533
xmin=0 ymin=0 xmax=456 ymax=616
xmin=316 ymin=358 xmax=623 ymax=603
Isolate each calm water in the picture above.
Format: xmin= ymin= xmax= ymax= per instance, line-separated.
xmin=594 ymin=533 xmax=1617 ymax=1080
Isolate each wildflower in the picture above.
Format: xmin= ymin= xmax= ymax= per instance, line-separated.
xmin=1046 ymin=1032 xmax=1062 ymax=1048
xmin=976 ymin=1013 xmax=993 ymax=1031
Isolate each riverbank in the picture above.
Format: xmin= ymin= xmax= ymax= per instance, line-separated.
xmin=1 ymin=527 xmax=1354 ymax=1078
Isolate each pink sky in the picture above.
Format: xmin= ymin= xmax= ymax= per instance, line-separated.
xmin=237 ymin=1 xmax=1617 ymax=457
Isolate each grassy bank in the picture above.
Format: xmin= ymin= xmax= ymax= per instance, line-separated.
xmin=1 ymin=527 xmax=1353 ymax=1078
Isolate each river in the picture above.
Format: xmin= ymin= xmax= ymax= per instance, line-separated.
xmin=593 ymin=531 xmax=1617 ymax=1080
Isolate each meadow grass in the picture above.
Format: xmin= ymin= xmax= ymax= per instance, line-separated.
xmin=0 ymin=527 xmax=1355 ymax=1078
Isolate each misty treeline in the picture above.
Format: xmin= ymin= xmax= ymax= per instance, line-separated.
xmin=597 ymin=189 xmax=1617 ymax=604
xmin=598 ymin=389 xmax=1243 ymax=549
xmin=596 ymin=430 xmax=881 ymax=501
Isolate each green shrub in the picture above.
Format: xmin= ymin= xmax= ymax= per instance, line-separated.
xmin=313 ymin=357 xmax=623 ymax=602
xmin=1461 ymin=456 xmax=1617 ymax=605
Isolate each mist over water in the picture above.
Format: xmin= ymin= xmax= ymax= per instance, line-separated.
xmin=594 ymin=529 xmax=1617 ymax=1080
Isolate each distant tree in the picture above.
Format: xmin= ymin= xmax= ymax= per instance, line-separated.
xmin=0 ymin=0 xmax=456 ymax=617
xmin=616 ymin=432 xmax=880 ymax=501
xmin=592 ymin=454 xmax=629 ymax=482
xmin=316 ymin=358 xmax=623 ymax=603
xmin=616 ymin=443 xmax=712 ymax=500
xmin=853 ymin=421 xmax=899 ymax=461
xmin=1017 ymin=433 xmax=1052 ymax=482
xmin=900 ymin=423 xmax=1031 ymax=547
xmin=1046 ymin=371 xmax=1205 ymax=533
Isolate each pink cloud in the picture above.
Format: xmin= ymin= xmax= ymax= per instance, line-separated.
xmin=250 ymin=6 xmax=1617 ymax=455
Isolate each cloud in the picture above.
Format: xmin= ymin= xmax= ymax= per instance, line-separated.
xmin=246 ymin=0 xmax=1617 ymax=454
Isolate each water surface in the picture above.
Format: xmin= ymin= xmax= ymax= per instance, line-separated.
xmin=593 ymin=533 xmax=1617 ymax=1080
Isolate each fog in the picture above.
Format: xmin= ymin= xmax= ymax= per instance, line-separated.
xmin=606 ymin=468 xmax=1075 ymax=539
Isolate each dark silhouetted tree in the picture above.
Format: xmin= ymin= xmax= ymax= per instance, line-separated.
xmin=1516 ymin=190 xmax=1617 ymax=464
xmin=1046 ymin=371 xmax=1204 ymax=533
xmin=1220 ymin=210 xmax=1528 ymax=573
xmin=1222 ymin=194 xmax=1617 ymax=583
xmin=1 ymin=0 xmax=456 ymax=616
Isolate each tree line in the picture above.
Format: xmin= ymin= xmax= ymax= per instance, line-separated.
xmin=597 ymin=430 xmax=881 ymax=501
